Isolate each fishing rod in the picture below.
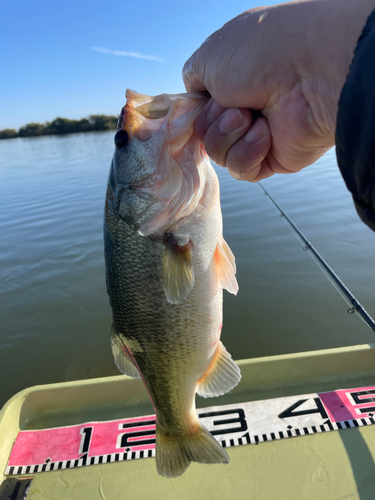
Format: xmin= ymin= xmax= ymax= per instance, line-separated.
xmin=258 ymin=182 xmax=375 ymax=333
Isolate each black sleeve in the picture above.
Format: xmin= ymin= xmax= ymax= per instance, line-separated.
xmin=335 ymin=8 xmax=375 ymax=232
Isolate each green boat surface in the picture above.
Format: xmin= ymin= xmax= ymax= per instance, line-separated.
xmin=1 ymin=343 xmax=375 ymax=499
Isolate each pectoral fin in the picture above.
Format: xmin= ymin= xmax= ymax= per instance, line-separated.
xmin=111 ymin=326 xmax=140 ymax=378
xmin=214 ymin=239 xmax=239 ymax=295
xmin=196 ymin=341 xmax=241 ymax=398
xmin=163 ymin=234 xmax=195 ymax=304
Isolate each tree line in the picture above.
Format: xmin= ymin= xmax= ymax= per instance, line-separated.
xmin=0 ymin=114 xmax=119 ymax=140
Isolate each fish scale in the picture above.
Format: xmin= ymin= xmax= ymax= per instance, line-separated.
xmin=105 ymin=206 xmax=202 ymax=429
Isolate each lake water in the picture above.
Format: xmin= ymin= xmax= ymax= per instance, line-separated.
xmin=1 ymin=132 xmax=375 ymax=407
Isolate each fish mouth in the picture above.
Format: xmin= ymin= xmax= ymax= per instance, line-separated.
xmin=126 ymin=89 xmax=210 ymax=108
xmin=116 ymin=90 xmax=210 ymax=141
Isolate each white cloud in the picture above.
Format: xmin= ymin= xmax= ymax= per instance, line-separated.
xmin=92 ymin=47 xmax=164 ymax=62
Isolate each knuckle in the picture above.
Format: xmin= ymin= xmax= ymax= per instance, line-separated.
xmin=205 ymin=142 xmax=225 ymax=167
xmin=226 ymin=158 xmax=252 ymax=181
xmin=225 ymin=130 xmax=270 ymax=180
xmin=226 ymin=146 xmax=254 ymax=179
xmin=203 ymin=128 xmax=228 ymax=167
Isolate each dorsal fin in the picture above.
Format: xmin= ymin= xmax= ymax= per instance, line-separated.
xmin=196 ymin=341 xmax=241 ymax=398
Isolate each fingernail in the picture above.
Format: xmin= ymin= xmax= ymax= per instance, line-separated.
xmin=244 ymin=119 xmax=267 ymax=143
xmin=207 ymin=100 xmax=226 ymax=123
xmin=219 ymin=108 xmax=244 ymax=133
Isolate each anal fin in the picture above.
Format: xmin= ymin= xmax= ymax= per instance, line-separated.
xmin=111 ymin=326 xmax=140 ymax=378
xmin=196 ymin=341 xmax=241 ymax=398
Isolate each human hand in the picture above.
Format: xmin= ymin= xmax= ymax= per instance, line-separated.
xmin=183 ymin=0 xmax=373 ymax=182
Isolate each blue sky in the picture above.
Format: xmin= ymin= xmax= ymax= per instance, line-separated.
xmin=1 ymin=0 xmax=282 ymax=130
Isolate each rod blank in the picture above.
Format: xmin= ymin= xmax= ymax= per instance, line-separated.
xmin=258 ymin=182 xmax=375 ymax=332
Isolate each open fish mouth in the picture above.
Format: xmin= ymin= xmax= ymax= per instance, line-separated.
xmin=116 ymin=89 xmax=210 ymax=141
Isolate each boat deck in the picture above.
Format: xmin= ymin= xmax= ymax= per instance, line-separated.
xmin=1 ymin=343 xmax=375 ymax=499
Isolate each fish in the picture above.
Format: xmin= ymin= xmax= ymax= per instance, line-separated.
xmin=104 ymin=89 xmax=241 ymax=478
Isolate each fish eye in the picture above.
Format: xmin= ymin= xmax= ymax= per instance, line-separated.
xmin=114 ymin=129 xmax=129 ymax=149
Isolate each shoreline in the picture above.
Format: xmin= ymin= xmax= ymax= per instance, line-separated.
xmin=0 ymin=114 xmax=118 ymax=140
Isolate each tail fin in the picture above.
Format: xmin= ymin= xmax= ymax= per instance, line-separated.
xmin=155 ymin=423 xmax=229 ymax=478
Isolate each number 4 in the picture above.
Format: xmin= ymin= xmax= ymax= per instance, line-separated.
xmin=278 ymin=398 xmax=328 ymax=420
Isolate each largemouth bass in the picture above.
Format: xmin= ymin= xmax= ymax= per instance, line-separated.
xmin=104 ymin=90 xmax=241 ymax=478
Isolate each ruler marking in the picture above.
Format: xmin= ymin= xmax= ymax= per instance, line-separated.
xmin=7 ymin=385 xmax=375 ymax=476
xmin=326 ymin=420 xmax=334 ymax=431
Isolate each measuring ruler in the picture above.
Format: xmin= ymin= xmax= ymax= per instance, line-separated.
xmin=6 ymin=385 xmax=375 ymax=476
